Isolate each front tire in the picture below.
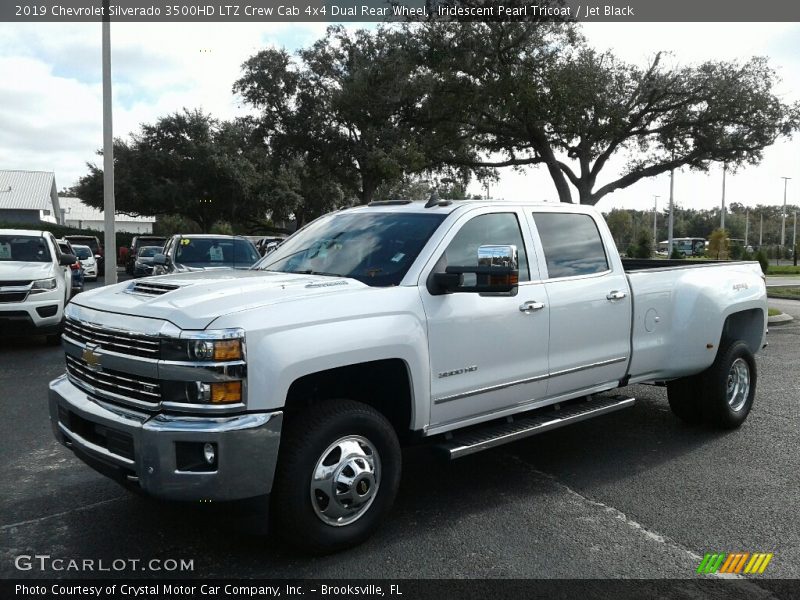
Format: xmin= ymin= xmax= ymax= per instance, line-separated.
xmin=270 ymin=399 xmax=401 ymax=554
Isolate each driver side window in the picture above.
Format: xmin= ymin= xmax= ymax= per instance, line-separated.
xmin=443 ymin=212 xmax=530 ymax=281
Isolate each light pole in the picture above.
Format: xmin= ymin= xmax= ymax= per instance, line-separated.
xmin=102 ymin=0 xmax=117 ymax=284
xmin=668 ymin=171 xmax=675 ymax=257
xmin=794 ymin=211 xmax=798 ymax=267
xmin=745 ymin=208 xmax=749 ymax=249
xmin=759 ymin=212 xmax=763 ymax=247
xmin=720 ymin=163 xmax=727 ymax=230
xmin=781 ymin=176 xmax=791 ymax=248
xmin=653 ymin=195 xmax=659 ymax=251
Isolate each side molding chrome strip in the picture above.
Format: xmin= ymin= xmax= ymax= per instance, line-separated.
xmin=433 ymin=356 xmax=628 ymax=405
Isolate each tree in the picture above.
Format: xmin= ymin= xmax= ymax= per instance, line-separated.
xmin=234 ymin=26 xmax=476 ymax=205
xmin=604 ymin=209 xmax=633 ymax=249
xmin=74 ymin=110 xmax=270 ymax=232
xmin=418 ymin=23 xmax=800 ymax=204
xmin=708 ymin=228 xmax=729 ymax=259
xmin=635 ymin=228 xmax=653 ymax=259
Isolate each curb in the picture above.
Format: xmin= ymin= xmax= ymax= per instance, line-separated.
xmin=768 ymin=313 xmax=794 ymax=325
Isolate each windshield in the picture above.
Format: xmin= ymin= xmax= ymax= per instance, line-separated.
xmin=174 ymin=238 xmax=260 ymax=268
xmin=73 ymin=246 xmax=92 ymax=260
xmin=255 ymin=211 xmax=446 ymax=287
xmin=138 ymin=246 xmax=161 ymax=258
xmin=67 ymin=237 xmax=98 ymax=251
xmin=0 ymin=235 xmax=52 ymax=263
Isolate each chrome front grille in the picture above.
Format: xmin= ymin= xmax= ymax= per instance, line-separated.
xmin=64 ymin=318 xmax=160 ymax=359
xmin=65 ymin=354 xmax=161 ymax=408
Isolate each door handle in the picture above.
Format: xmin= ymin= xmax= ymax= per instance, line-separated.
xmin=606 ymin=290 xmax=627 ymax=301
xmin=519 ymin=301 xmax=546 ymax=313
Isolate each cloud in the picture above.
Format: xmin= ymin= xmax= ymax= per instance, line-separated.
xmin=0 ymin=21 xmax=798 ymax=212
xmin=0 ymin=21 xmax=329 ymax=190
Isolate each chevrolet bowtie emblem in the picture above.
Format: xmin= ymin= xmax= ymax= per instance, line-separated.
xmin=82 ymin=343 xmax=103 ymax=371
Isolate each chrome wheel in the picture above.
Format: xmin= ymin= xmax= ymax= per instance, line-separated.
xmin=310 ymin=436 xmax=380 ymax=527
xmin=726 ymin=357 xmax=750 ymax=412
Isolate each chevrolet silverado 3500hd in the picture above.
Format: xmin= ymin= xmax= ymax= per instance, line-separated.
xmin=49 ymin=199 xmax=767 ymax=552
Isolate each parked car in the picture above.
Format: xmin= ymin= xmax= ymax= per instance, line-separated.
xmin=256 ymin=236 xmax=287 ymax=256
xmin=49 ymin=200 xmax=767 ymax=553
xmin=64 ymin=235 xmax=103 ymax=275
xmin=0 ymin=229 xmax=75 ymax=343
xmin=70 ymin=245 xmax=97 ymax=281
xmin=133 ymin=245 xmax=164 ymax=277
xmin=151 ymin=234 xmax=260 ymax=275
xmin=57 ymin=240 xmax=84 ymax=295
xmin=126 ymin=235 xmax=167 ymax=275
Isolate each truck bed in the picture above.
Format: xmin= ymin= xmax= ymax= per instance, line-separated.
xmin=621 ymin=258 xmax=759 ymax=272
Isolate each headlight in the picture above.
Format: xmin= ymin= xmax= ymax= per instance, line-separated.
xmin=30 ymin=278 xmax=57 ymax=293
xmin=160 ymin=330 xmax=245 ymax=362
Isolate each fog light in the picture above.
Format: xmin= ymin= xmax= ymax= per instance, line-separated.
xmin=210 ymin=381 xmax=242 ymax=403
xmin=203 ymin=443 xmax=216 ymax=465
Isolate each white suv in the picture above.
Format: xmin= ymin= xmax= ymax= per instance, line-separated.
xmin=0 ymin=229 xmax=75 ymax=343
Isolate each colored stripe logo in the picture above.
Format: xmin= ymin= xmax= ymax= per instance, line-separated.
xmin=697 ymin=552 xmax=773 ymax=574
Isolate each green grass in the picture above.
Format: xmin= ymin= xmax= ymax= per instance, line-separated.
xmin=767 ymin=287 xmax=800 ymax=299
xmin=768 ymin=308 xmax=782 ymax=317
xmin=768 ymin=265 xmax=800 ymax=275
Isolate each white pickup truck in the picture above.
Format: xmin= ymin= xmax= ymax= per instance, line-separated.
xmin=49 ymin=200 xmax=767 ymax=553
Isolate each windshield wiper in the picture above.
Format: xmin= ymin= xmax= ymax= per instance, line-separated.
xmin=283 ymin=269 xmax=345 ymax=277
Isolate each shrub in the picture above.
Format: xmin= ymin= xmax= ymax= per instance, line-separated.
xmin=755 ymin=250 xmax=769 ymax=274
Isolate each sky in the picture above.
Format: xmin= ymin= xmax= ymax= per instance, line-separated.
xmin=1 ymin=21 xmax=799 ymax=216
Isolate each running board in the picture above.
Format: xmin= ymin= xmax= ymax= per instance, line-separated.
xmin=436 ymin=395 xmax=635 ymax=459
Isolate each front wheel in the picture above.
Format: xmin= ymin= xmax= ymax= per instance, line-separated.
xmin=701 ymin=341 xmax=757 ymax=429
xmin=270 ymin=400 xmax=401 ymax=554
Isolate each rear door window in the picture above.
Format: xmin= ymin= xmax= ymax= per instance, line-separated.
xmin=532 ymin=213 xmax=609 ymax=279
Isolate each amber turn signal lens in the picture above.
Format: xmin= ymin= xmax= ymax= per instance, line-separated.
xmin=210 ymin=381 xmax=242 ymax=403
xmin=213 ymin=339 xmax=242 ymax=361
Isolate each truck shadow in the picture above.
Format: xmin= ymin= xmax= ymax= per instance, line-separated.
xmin=2 ymin=386 xmax=763 ymax=579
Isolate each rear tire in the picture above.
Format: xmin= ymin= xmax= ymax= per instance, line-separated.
xmin=700 ymin=341 xmax=756 ymax=429
xmin=270 ymin=399 xmax=401 ymax=554
xmin=667 ymin=375 xmax=704 ymax=424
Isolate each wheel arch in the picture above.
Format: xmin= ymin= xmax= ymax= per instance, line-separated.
xmin=719 ymin=308 xmax=765 ymax=356
xmin=283 ymin=359 xmax=417 ymax=441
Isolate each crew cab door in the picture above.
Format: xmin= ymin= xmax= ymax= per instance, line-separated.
xmin=420 ymin=209 xmax=550 ymax=429
xmin=527 ymin=210 xmax=632 ymax=397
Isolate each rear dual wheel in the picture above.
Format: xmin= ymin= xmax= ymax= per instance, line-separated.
xmin=667 ymin=341 xmax=756 ymax=429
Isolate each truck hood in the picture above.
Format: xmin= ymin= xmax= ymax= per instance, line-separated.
xmin=71 ymin=270 xmax=371 ymax=330
xmin=0 ymin=261 xmax=55 ymax=281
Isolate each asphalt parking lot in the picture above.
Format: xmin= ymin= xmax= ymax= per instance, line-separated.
xmin=2 ymin=282 xmax=799 ymax=582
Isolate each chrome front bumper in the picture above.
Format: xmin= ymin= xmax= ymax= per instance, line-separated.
xmin=49 ymin=375 xmax=282 ymax=501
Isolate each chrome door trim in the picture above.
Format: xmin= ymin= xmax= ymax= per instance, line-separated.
xmin=432 ymin=356 xmax=628 ymax=405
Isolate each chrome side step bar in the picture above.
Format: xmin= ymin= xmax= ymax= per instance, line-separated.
xmin=436 ymin=395 xmax=636 ymax=459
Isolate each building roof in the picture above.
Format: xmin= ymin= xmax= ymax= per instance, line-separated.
xmin=0 ymin=170 xmax=60 ymax=219
xmin=59 ymin=196 xmax=155 ymax=223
